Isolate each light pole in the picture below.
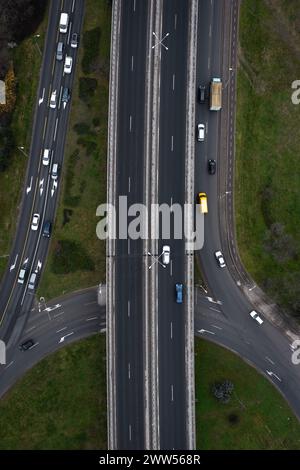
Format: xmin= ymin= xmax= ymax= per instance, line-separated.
xmin=223 ymin=67 xmax=234 ymax=90
xmin=34 ymin=34 xmax=42 ymax=56
xmin=18 ymin=146 xmax=28 ymax=157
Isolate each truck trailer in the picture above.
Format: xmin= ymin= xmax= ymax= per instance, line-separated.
xmin=209 ymin=78 xmax=222 ymax=111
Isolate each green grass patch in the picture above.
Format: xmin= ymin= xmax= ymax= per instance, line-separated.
xmin=236 ymin=0 xmax=300 ymax=319
xmin=0 ymin=9 xmax=48 ymax=278
xmin=0 ymin=335 xmax=107 ymax=450
xmin=195 ymin=339 xmax=300 ymax=449
xmin=51 ymin=239 xmax=95 ymax=274
xmin=38 ymin=0 xmax=111 ymax=299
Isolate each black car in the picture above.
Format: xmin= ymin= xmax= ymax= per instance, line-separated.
xmin=19 ymin=339 xmax=34 ymax=351
xmin=42 ymin=220 xmax=52 ymax=238
xmin=198 ymin=85 xmax=206 ymax=103
xmin=208 ymin=159 xmax=216 ymax=175
xmin=62 ymin=87 xmax=70 ymax=104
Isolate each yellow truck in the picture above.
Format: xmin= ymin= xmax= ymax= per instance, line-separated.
xmin=197 ymin=192 xmax=208 ymax=214
xmin=209 ymin=78 xmax=222 ymax=111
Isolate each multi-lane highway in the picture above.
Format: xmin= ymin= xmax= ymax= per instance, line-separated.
xmin=0 ymin=0 xmax=84 ymax=348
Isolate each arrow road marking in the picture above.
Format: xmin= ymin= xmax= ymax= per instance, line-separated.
xmin=59 ymin=332 xmax=74 ymax=343
xmin=207 ymin=296 xmax=222 ymax=305
xmin=9 ymin=254 xmax=18 ymax=272
xmin=38 ymin=88 xmax=45 ymax=105
xmin=44 ymin=303 xmax=61 ymax=312
xmin=198 ymin=329 xmax=215 ymax=335
xmin=39 ymin=178 xmax=44 ymax=196
xmin=36 ymin=260 xmax=42 ymax=272
xmin=266 ymin=370 xmax=282 ymax=382
xmin=26 ymin=177 xmax=33 ymax=194
xmin=51 ymin=180 xmax=58 ymax=197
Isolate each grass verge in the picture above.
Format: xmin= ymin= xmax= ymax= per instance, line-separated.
xmin=195 ymin=338 xmax=300 ymax=449
xmin=38 ymin=0 xmax=111 ymax=300
xmin=236 ymin=0 xmax=300 ymax=319
xmin=0 ymin=10 xmax=48 ymax=278
xmin=0 ymin=335 xmax=106 ymax=450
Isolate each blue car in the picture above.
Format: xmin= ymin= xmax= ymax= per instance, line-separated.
xmin=175 ymin=283 xmax=183 ymax=304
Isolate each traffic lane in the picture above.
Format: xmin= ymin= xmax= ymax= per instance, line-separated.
xmin=157 ymin=0 xmax=189 ymax=449
xmin=114 ymin=0 xmax=149 ymax=449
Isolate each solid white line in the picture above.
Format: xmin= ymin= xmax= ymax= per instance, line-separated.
xmin=54 ymin=117 xmax=58 ymax=141
xmin=86 ymin=316 xmax=98 ymax=322
xmin=72 ymin=0 xmax=76 ymax=13
xmin=56 ymin=326 xmax=67 ymax=333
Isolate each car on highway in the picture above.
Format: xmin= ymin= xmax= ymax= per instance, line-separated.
xmin=51 ymin=163 xmax=59 ymax=180
xmin=62 ymin=87 xmax=70 ymax=107
xmin=197 ymin=123 xmax=205 ymax=142
xmin=198 ymin=85 xmax=206 ymax=103
xmin=50 ymin=89 xmax=57 ymax=109
xmin=19 ymin=339 xmax=34 ymax=351
xmin=64 ymin=56 xmax=73 ymax=74
xmin=71 ymin=32 xmax=79 ymax=48
xmin=56 ymin=41 xmax=64 ymax=61
xmin=162 ymin=245 xmax=170 ymax=265
xmin=249 ymin=310 xmax=264 ymax=325
xmin=31 ymin=213 xmax=40 ymax=231
xmin=28 ymin=272 xmax=37 ymax=291
xmin=208 ymin=159 xmax=216 ymax=175
xmin=42 ymin=220 xmax=52 ymax=238
xmin=197 ymin=192 xmax=208 ymax=213
xmin=17 ymin=267 xmax=28 ymax=285
xmin=42 ymin=148 xmax=50 ymax=166
xmin=215 ymin=250 xmax=226 ymax=268
xmin=175 ymin=283 xmax=183 ymax=304
xmin=59 ymin=12 xmax=69 ymax=33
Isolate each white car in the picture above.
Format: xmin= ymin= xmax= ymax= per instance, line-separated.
xmin=249 ymin=310 xmax=264 ymax=325
xmin=31 ymin=213 xmax=40 ymax=231
xmin=64 ymin=56 xmax=73 ymax=74
xmin=214 ymin=250 xmax=226 ymax=268
xmin=162 ymin=245 xmax=170 ymax=265
xmin=50 ymin=90 xmax=57 ymax=109
xmin=42 ymin=149 xmax=50 ymax=166
xmin=197 ymin=123 xmax=205 ymax=142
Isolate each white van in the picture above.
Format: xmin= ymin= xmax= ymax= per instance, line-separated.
xmin=42 ymin=148 xmax=50 ymax=166
xmin=59 ymin=12 xmax=69 ymax=33
xmin=28 ymin=272 xmax=37 ymax=291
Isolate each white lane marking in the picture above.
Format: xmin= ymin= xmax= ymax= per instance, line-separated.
xmin=99 ymin=328 xmax=106 ymax=333
xmin=198 ymin=328 xmax=215 ymax=335
xmin=53 ymin=311 xmax=64 ymax=318
xmin=129 ymin=424 xmax=132 ymax=441
xmin=172 ymin=73 xmax=175 ymax=90
xmin=171 ymin=384 xmax=174 ymax=402
xmin=25 ymin=325 xmax=36 ymax=333
xmin=133 ymin=0 xmax=136 ymax=12
xmin=59 ymin=332 xmax=74 ymax=343
xmin=208 ymin=56 xmax=210 ymax=69
xmin=170 ymin=259 xmax=173 ymax=276
xmin=39 ymin=178 xmax=44 ymax=196
xmin=211 ymin=324 xmax=222 ymax=330
xmin=207 ymin=296 xmax=222 ymax=305
xmin=171 ymin=135 xmax=174 ymax=151
xmin=84 ymin=301 xmax=97 ymax=306
xmin=128 ymin=301 xmax=130 ymax=318
xmin=5 ymin=361 xmax=14 ymax=369
xmin=266 ymin=370 xmax=282 ymax=382
xmin=209 ymin=23 xmax=212 ymax=37
xmin=128 ymin=363 xmax=131 ymax=379
xmin=86 ymin=316 xmax=98 ymax=322
xmin=209 ymin=307 xmax=221 ymax=313
xmin=44 ymin=304 xmax=61 ymax=312
xmin=38 ymin=88 xmax=45 ymax=105
xmin=131 ymin=55 xmax=134 ymax=71
xmin=129 ymin=115 xmax=132 ymax=132
xmin=128 ymin=176 xmax=131 ymax=193
xmin=9 ymin=254 xmax=18 ymax=272
xmin=265 ymin=356 xmax=275 ymax=366
xmin=26 ymin=176 xmax=33 ymax=194
xmin=174 ymin=13 xmax=177 ymax=30
xmin=54 ymin=117 xmax=59 ymax=141
xmin=67 ymin=22 xmax=72 ymax=45
xmin=56 ymin=326 xmax=67 ymax=333
xmin=30 ymin=342 xmax=39 ymax=350
xmin=170 ymin=321 xmax=173 ymax=339
xmin=51 ymin=179 xmax=58 ymax=198
xmin=128 ymin=239 xmax=130 ymax=254
xmin=72 ymin=0 xmax=76 ymax=13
